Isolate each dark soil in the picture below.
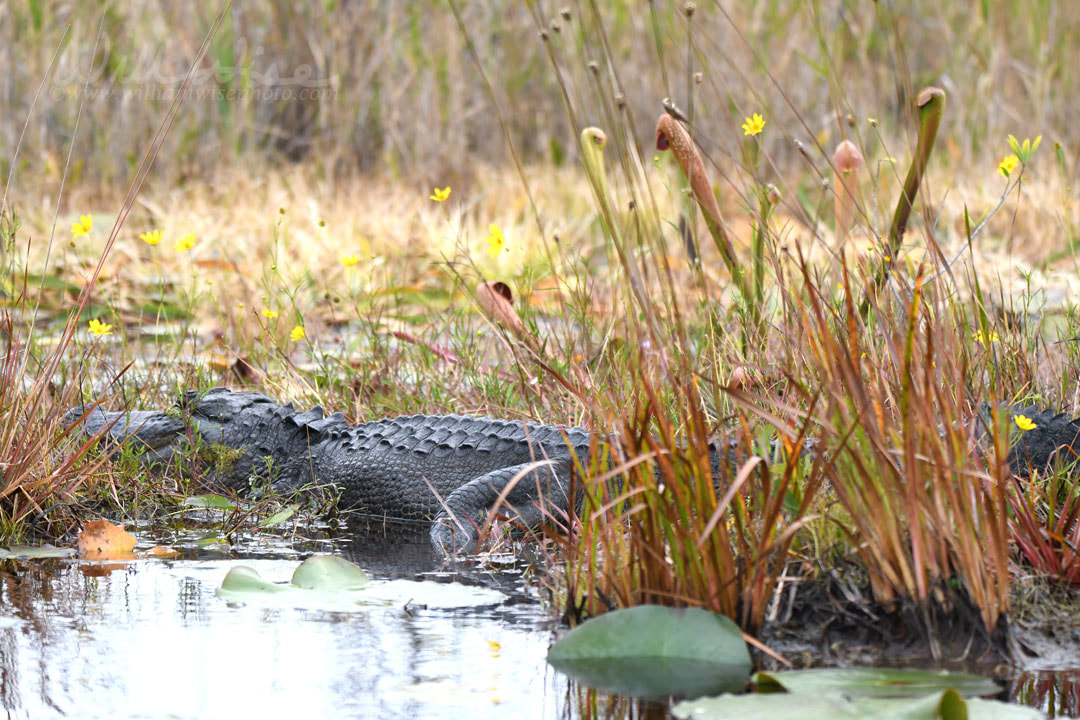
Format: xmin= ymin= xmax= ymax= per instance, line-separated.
xmin=753 ymin=563 xmax=1080 ymax=674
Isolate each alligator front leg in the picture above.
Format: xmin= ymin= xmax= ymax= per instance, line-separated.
xmin=430 ymin=460 xmax=573 ymax=555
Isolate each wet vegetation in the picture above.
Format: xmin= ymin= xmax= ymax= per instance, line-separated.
xmin=3 ymin=0 xmax=1080 ymax=717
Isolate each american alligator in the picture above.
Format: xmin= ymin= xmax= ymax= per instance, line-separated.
xmin=65 ymin=388 xmax=1080 ymax=555
xmin=65 ymin=387 xmax=656 ymax=555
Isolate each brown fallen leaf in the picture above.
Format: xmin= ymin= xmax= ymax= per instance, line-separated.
xmin=231 ymin=356 xmax=262 ymax=383
xmin=77 ymin=520 xmax=137 ymax=561
xmin=476 ymin=281 xmax=526 ymax=338
xmin=145 ymin=545 xmax=179 ymax=558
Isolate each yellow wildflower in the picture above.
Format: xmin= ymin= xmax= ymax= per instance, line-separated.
xmin=429 ymin=186 xmax=451 ymax=203
xmin=973 ymin=329 xmax=999 ymax=344
xmin=998 ymin=154 xmax=1019 ymax=177
xmin=71 ymin=214 xmax=92 ymax=237
xmin=741 ymin=113 xmax=765 ymax=137
xmin=290 ymin=325 xmax=306 ymax=342
xmin=340 ymin=254 xmax=361 ymax=267
xmin=261 ymin=309 xmax=279 ymax=319
xmin=174 ymin=233 xmax=195 ymax=252
xmin=88 ymin=318 xmax=113 ymax=336
xmin=1014 ymin=414 xmax=1037 ymax=432
xmin=140 ymin=229 xmax=162 ymax=246
xmin=485 ymin=223 xmax=508 ymax=258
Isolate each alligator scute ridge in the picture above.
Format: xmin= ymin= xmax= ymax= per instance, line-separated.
xmin=65 ymin=387 xmax=1080 ymax=556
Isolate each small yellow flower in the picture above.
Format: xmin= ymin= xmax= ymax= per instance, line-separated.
xmin=998 ymin=154 xmax=1019 ymax=177
xmin=1014 ymin=414 xmax=1037 ymax=432
xmin=261 ymin=309 xmax=279 ymax=319
xmin=140 ymin=229 xmax=162 ymax=246
xmin=429 ymin=186 xmax=451 ymax=203
xmin=340 ymin=254 xmax=361 ymax=267
xmin=485 ymin=223 xmax=508 ymax=258
xmin=174 ymin=232 xmax=195 ymax=252
xmin=972 ymin=329 xmax=1000 ymax=344
xmin=741 ymin=113 xmax=765 ymax=137
xmin=290 ymin=325 xmax=306 ymax=342
xmin=87 ymin=318 xmax=112 ymax=336
xmin=71 ymin=214 xmax=92 ymax=237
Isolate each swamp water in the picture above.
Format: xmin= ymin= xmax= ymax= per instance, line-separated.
xmin=0 ymin=521 xmax=1075 ymax=719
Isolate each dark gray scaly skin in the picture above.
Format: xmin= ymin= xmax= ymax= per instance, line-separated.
xmin=66 ymin=387 xmax=606 ymax=555
xmin=993 ymin=405 xmax=1080 ymax=475
xmin=65 ymin=389 xmax=1080 ymax=555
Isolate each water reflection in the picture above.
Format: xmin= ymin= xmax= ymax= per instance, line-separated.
xmin=0 ymin=522 xmax=1075 ymax=719
xmin=0 ymin=524 xmax=569 ymax=719
xmin=1013 ymin=670 xmax=1080 ymax=718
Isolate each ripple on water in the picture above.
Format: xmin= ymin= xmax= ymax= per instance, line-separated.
xmin=0 ymin=524 xmax=568 ymax=720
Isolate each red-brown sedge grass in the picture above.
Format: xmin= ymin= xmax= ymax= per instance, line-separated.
xmin=1007 ymin=467 xmax=1080 ymax=587
xmin=550 ymin=358 xmax=825 ymax=639
xmin=729 ymin=253 xmax=1013 ymax=636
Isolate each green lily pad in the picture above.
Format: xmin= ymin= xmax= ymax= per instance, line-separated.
xmin=0 ymin=546 xmax=75 ymax=559
xmin=965 ymin=698 xmax=1047 ymax=720
xmin=290 ymin=555 xmax=369 ymax=591
xmin=547 ymin=605 xmax=751 ymax=699
xmin=218 ymin=566 xmax=295 ymax=597
xmin=755 ymin=667 xmax=1001 ymax=698
xmin=184 ymin=494 xmax=238 ymax=510
xmin=214 ymin=557 xmax=505 ymax=611
xmin=671 ymin=689 xmax=1041 ymax=720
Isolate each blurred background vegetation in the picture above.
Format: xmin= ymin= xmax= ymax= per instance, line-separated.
xmin=1 ymin=0 xmax=1075 ymax=192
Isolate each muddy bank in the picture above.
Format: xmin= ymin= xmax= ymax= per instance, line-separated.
xmin=756 ymin=567 xmax=1080 ymax=674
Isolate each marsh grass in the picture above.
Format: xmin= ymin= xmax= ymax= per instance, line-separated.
xmin=487 ymin=1 xmax=1080 ymax=643
xmin=1 ymin=1 xmax=1080 ymax=653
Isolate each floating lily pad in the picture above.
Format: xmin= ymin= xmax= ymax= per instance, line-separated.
xmin=547 ymin=605 xmax=751 ymax=699
xmin=218 ymin=566 xmax=294 ymax=597
xmin=754 ymin=667 xmax=1001 ymax=698
xmin=215 ymin=556 xmax=505 ymax=611
xmin=290 ymin=555 xmax=368 ymax=590
xmin=671 ymin=689 xmax=1041 ymax=720
xmin=0 ymin=546 xmax=75 ymax=559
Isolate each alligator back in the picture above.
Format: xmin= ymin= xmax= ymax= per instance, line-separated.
xmin=310 ymin=412 xmax=593 ymax=521
xmin=71 ymin=387 xmax=595 ymax=522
